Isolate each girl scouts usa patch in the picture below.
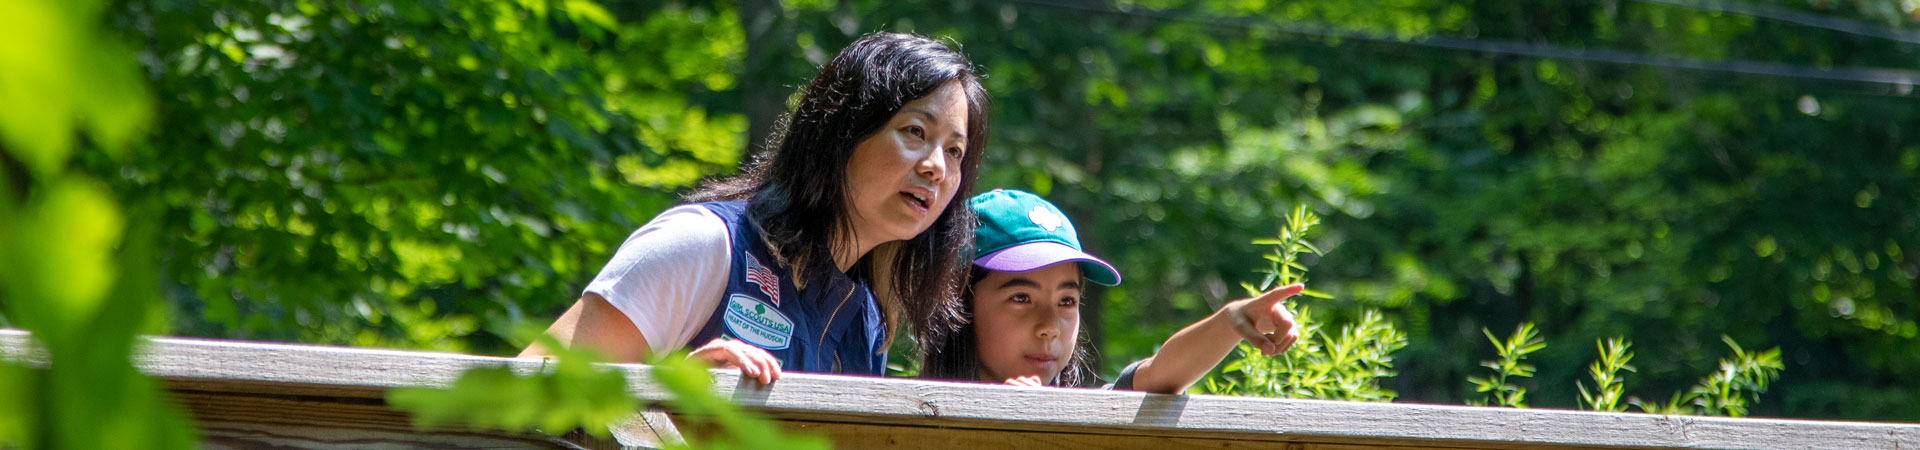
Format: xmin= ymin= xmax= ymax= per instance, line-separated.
xmin=723 ymin=294 xmax=793 ymax=350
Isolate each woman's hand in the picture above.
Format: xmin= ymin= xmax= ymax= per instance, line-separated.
xmin=689 ymin=338 xmax=782 ymax=385
xmin=1004 ymin=375 xmax=1044 ymax=387
xmin=1220 ymin=283 xmax=1304 ymax=356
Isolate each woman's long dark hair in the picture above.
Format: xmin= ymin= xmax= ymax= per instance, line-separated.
xmin=921 ymin=267 xmax=1097 ymax=387
xmin=688 ymin=32 xmax=989 ymax=353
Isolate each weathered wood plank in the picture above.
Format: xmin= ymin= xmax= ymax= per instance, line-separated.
xmin=173 ymin=390 xmax=575 ymax=450
xmin=654 ymin=368 xmax=1919 ymax=450
xmin=4 ymin=330 xmax=1916 ymax=450
xmin=764 ymin=421 xmax=1451 ymax=450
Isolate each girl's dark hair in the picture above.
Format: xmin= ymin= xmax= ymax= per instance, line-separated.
xmin=921 ymin=266 xmax=1097 ymax=387
xmin=688 ymin=32 xmax=989 ymax=351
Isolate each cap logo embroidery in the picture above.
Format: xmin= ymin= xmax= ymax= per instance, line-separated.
xmin=1028 ymin=205 xmax=1062 ymax=232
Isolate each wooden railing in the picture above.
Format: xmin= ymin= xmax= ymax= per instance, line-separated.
xmin=4 ymin=330 xmax=1914 ymax=449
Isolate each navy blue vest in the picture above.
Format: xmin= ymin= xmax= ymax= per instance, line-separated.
xmin=688 ymin=201 xmax=888 ymax=375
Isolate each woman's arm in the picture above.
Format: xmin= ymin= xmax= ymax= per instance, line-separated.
xmin=517 ymin=292 xmax=783 ymax=383
xmin=518 ymin=205 xmax=730 ymax=361
xmin=519 ymin=292 xmax=652 ymax=362
xmin=1126 ymin=284 xmax=1304 ymax=394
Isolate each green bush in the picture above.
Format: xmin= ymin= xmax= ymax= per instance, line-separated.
xmin=1200 ymin=305 xmax=1407 ymax=402
xmin=1200 ymin=206 xmax=1409 ymax=401
xmin=1468 ymin=322 xmax=1546 ymax=407
xmin=1578 ymin=338 xmax=1635 ymax=412
xmin=1194 ymin=205 xmax=1785 ymax=417
xmin=1625 ymin=337 xmax=1784 ymax=417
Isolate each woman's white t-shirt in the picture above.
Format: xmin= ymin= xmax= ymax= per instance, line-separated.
xmin=582 ymin=205 xmax=733 ymax=354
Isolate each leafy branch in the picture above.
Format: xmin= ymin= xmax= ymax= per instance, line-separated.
xmin=387 ymin=334 xmax=640 ymax=437
xmin=1577 ymin=338 xmax=1635 ymax=412
xmin=647 ymin=354 xmax=834 ymax=450
xmin=1248 ymin=205 xmax=1331 ymax=299
xmin=1629 ymin=336 xmax=1784 ymax=417
xmin=1468 ymin=322 xmax=1545 ymax=408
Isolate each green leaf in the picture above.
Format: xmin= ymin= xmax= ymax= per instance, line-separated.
xmin=3 ymin=178 xmax=124 ymax=340
xmin=563 ymin=0 xmax=615 ymax=29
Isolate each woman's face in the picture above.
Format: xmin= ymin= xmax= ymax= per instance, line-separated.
xmin=844 ymin=81 xmax=969 ymax=250
xmin=971 ymin=263 xmax=1082 ymax=384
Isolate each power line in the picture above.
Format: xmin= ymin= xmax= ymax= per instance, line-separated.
xmin=1631 ymin=0 xmax=1920 ymax=45
xmin=1015 ymin=0 xmax=1920 ymax=88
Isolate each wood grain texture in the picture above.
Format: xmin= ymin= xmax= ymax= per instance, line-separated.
xmin=757 ymin=421 xmax=1449 ymax=450
xmin=174 ymin=390 xmax=575 ymax=450
xmin=4 ymin=330 xmax=1915 ymax=450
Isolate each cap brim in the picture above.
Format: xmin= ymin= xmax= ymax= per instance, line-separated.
xmin=973 ymin=241 xmax=1122 ymax=286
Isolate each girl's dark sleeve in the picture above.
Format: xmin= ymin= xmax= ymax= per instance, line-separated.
xmin=1102 ymin=359 xmax=1148 ymax=391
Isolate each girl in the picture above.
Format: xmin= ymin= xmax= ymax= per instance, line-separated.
xmin=523 ymin=33 xmax=989 ymax=384
xmin=921 ymin=189 xmax=1302 ymax=393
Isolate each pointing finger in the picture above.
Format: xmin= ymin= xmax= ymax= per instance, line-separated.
xmin=1249 ymin=284 xmax=1305 ymax=309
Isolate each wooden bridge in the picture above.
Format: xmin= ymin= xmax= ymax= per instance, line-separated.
xmin=4 ymin=330 xmax=1914 ymax=449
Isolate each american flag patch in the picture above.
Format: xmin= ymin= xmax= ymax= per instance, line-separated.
xmin=744 ymin=253 xmax=780 ymax=304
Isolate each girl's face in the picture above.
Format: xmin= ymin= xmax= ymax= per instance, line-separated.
xmin=971 ymin=263 xmax=1082 ymax=384
xmin=844 ymin=82 xmax=969 ymax=250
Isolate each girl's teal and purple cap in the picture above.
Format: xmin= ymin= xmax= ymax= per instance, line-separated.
xmin=967 ymin=189 xmax=1122 ymax=286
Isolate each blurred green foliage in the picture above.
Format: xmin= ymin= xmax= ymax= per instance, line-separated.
xmin=0 ymin=0 xmax=196 ymax=448
xmin=645 ymin=355 xmax=833 ymax=450
xmin=388 ymin=334 xmax=640 ymax=438
xmin=98 ymin=0 xmax=745 ymax=351
xmin=390 ymin=338 xmax=831 ymax=450
xmin=60 ymin=0 xmax=1920 ymax=422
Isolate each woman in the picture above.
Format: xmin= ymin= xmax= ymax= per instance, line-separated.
xmin=522 ymin=33 xmax=988 ymax=384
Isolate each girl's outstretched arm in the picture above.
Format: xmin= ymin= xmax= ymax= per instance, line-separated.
xmin=1125 ymin=284 xmax=1304 ymax=394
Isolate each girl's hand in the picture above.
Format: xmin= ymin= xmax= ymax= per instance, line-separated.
xmin=689 ymin=338 xmax=782 ymax=385
xmin=1004 ymin=375 xmax=1044 ymax=387
xmin=1221 ymin=283 xmax=1305 ymax=356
